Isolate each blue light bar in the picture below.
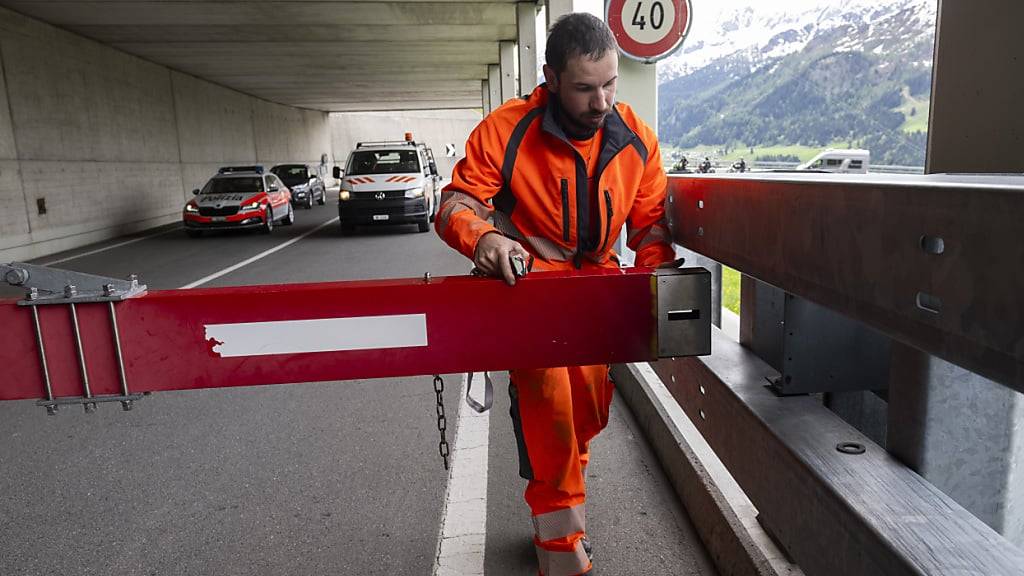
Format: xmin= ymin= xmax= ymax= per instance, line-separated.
xmin=218 ymin=165 xmax=264 ymax=174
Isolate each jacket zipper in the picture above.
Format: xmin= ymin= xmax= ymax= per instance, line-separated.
xmin=598 ymin=189 xmax=613 ymax=254
xmin=573 ymin=156 xmax=587 ymax=269
xmin=560 ymin=179 xmax=570 ymax=242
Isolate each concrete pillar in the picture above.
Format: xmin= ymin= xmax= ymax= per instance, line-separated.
xmin=481 ymin=80 xmax=491 ymax=115
xmin=615 ymin=59 xmax=658 ymax=133
xmin=487 ymin=64 xmax=501 ymax=111
xmin=927 ymin=1 xmax=1024 ymax=173
xmin=886 ymin=0 xmax=1024 ymax=546
xmin=546 ymin=0 xmax=575 ymax=27
xmin=499 ymin=41 xmax=517 ymax=102
xmin=517 ymin=2 xmax=540 ymax=95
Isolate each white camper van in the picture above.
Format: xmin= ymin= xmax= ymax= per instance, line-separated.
xmin=797 ymin=149 xmax=870 ymax=173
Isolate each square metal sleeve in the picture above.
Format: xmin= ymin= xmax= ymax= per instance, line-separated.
xmin=655 ymin=267 xmax=712 ymax=358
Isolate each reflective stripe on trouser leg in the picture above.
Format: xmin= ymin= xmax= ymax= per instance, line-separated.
xmin=533 ymin=503 xmax=586 ymax=542
xmin=537 ymin=539 xmax=590 ymax=576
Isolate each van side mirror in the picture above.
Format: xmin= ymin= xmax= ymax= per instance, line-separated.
xmin=333 ymin=166 xmax=342 ymax=179
xmin=268 ymin=184 xmax=279 ymax=192
xmin=192 ymin=188 xmax=200 ymax=196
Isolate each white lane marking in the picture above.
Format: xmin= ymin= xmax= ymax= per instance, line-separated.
xmin=180 ymin=217 xmax=339 ymax=289
xmin=434 ymin=373 xmax=491 ymax=576
xmin=39 ymin=226 xmax=180 ymax=265
xmin=205 ymin=314 xmax=427 ymax=357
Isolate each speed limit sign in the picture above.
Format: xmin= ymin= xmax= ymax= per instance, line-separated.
xmin=606 ymin=0 xmax=692 ymax=63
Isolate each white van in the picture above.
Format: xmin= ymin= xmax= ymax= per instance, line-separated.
xmin=797 ymin=149 xmax=870 ymax=173
xmin=334 ymin=138 xmax=441 ymax=234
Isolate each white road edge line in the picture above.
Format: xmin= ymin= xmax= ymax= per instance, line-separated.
xmin=434 ymin=373 xmax=491 ymax=576
xmin=180 ymin=217 xmax=339 ymax=289
xmin=39 ymin=226 xmax=180 ymax=266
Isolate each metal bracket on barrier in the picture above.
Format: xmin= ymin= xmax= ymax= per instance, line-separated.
xmin=3 ymin=262 xmax=148 ymax=415
xmin=2 ymin=262 xmax=147 ymax=306
xmin=655 ymin=267 xmax=712 ymax=358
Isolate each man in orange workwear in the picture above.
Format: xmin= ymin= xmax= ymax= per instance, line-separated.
xmin=435 ymin=12 xmax=674 ymax=576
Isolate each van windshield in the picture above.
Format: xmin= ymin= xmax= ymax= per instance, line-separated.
xmin=347 ymin=150 xmax=420 ymax=175
xmin=202 ymin=177 xmax=264 ymax=194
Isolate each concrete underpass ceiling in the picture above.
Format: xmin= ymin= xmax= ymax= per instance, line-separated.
xmin=0 ymin=0 xmax=524 ymax=111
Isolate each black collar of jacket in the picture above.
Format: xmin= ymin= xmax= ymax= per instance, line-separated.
xmin=535 ymin=83 xmax=643 ymax=177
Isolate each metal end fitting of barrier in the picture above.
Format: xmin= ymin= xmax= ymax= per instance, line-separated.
xmin=2 ymin=262 xmax=148 ymax=415
xmin=655 ymin=267 xmax=713 ymax=359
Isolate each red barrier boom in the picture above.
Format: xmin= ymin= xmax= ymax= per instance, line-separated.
xmin=1 ymin=267 xmax=710 ymax=411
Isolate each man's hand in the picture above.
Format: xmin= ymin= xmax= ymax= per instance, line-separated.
xmin=474 ymin=232 xmax=531 ymax=286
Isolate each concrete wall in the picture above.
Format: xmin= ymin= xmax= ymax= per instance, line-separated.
xmin=330 ymin=110 xmax=481 ymax=179
xmin=0 ymin=7 xmax=333 ymax=262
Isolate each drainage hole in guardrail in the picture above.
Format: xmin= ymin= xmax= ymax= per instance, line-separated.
xmin=836 ymin=442 xmax=866 ymax=455
xmin=916 ymin=292 xmax=942 ymax=314
xmin=697 ymin=200 xmax=704 ymax=209
xmin=670 ymin=374 xmax=676 ymax=383
xmin=698 ymin=384 xmax=706 ymax=395
xmin=698 ymin=409 xmax=706 ymax=420
xmin=920 ymin=235 xmax=945 ymax=255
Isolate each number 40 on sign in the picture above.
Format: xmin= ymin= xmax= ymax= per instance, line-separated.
xmin=606 ymin=0 xmax=692 ymax=63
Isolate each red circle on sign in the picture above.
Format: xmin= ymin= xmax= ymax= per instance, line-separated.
xmin=606 ymin=0 xmax=691 ymax=63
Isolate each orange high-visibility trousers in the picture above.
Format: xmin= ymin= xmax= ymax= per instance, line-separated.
xmin=509 ymin=364 xmax=612 ymax=576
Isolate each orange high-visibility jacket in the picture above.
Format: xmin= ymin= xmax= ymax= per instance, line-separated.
xmin=436 ymin=84 xmax=674 ymax=269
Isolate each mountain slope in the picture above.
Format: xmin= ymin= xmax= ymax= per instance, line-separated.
xmin=657 ymin=0 xmax=936 ymax=165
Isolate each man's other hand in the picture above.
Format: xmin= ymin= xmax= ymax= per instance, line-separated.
xmin=474 ymin=232 xmax=531 ymax=286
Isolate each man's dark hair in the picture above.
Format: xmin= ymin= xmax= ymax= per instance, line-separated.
xmin=545 ymin=13 xmax=618 ymax=75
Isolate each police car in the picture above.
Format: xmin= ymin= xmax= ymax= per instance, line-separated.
xmin=334 ymin=137 xmax=441 ymax=234
xmin=183 ymin=166 xmax=294 ymax=237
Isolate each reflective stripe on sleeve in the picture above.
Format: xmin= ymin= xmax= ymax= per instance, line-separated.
xmin=636 ymin=222 xmax=671 ymax=250
xmin=438 ymin=190 xmax=492 ymax=234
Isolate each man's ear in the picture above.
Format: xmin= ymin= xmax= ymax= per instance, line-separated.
xmin=542 ymin=64 xmax=558 ymax=92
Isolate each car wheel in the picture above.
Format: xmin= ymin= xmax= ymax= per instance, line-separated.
xmin=283 ymin=204 xmax=295 ymax=225
xmin=186 ymin=229 xmax=202 ymax=238
xmin=261 ymin=206 xmax=274 ymax=234
xmin=417 ymin=214 xmax=430 ymax=233
xmin=317 ymin=190 xmax=326 ymax=205
xmin=306 ymin=195 xmax=313 ymax=209
xmin=428 ymin=194 xmax=436 ymax=223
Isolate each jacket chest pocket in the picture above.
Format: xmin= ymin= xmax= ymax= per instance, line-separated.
xmin=560 ymin=178 xmax=570 ymax=242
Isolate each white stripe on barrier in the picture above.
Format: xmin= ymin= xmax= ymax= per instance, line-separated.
xmin=204 ymin=314 xmax=427 ymax=357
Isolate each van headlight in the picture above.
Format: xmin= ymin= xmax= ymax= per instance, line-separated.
xmin=404 ymin=187 xmax=424 ymax=199
xmin=339 ymin=190 xmax=351 ymax=201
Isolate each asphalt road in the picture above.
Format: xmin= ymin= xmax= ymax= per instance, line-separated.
xmin=0 ymin=200 xmax=717 ymax=576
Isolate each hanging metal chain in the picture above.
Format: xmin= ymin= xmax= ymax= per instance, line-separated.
xmin=433 ymin=375 xmax=450 ymax=470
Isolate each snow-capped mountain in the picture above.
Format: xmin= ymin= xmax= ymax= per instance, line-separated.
xmin=659 ymin=0 xmax=938 ymax=84
xmin=657 ymin=0 xmax=938 ymax=165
